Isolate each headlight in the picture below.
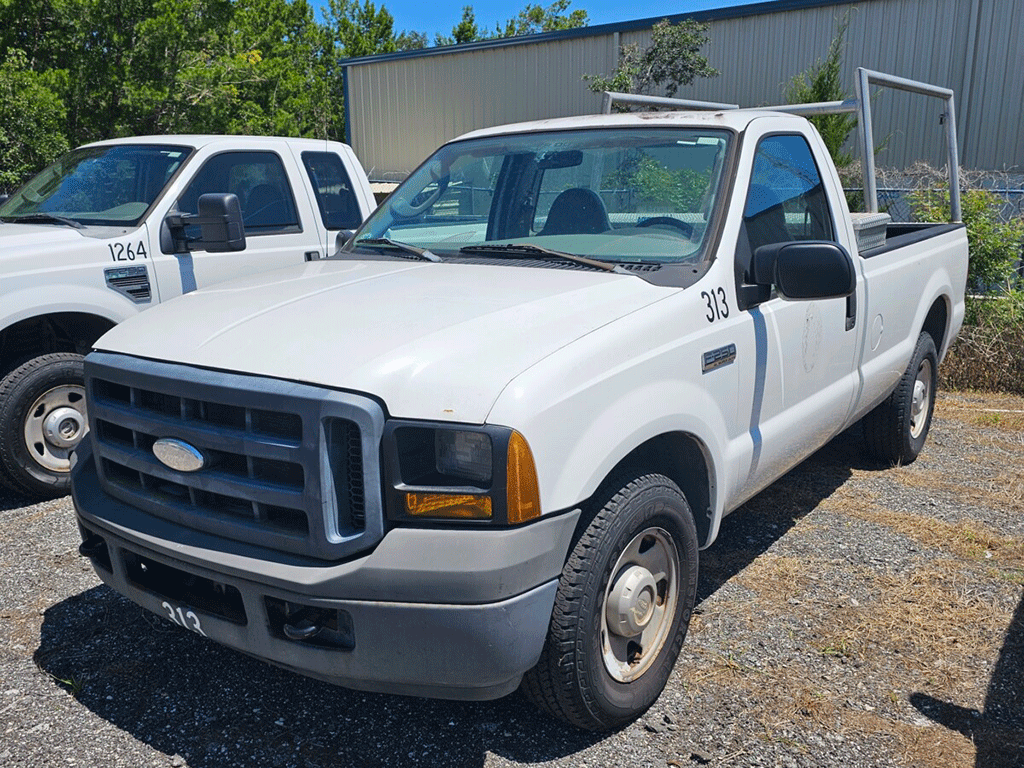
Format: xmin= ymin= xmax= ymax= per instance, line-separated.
xmin=384 ymin=422 xmax=541 ymax=525
xmin=435 ymin=430 xmax=492 ymax=483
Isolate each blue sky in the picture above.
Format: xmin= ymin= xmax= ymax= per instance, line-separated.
xmin=349 ymin=0 xmax=754 ymax=42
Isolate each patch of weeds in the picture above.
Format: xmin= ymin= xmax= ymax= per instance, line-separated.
xmin=44 ymin=670 xmax=85 ymax=697
xmin=818 ymin=635 xmax=859 ymax=660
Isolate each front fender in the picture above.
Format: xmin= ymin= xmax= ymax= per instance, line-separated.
xmin=0 ymin=284 xmax=136 ymax=335
xmin=486 ymin=314 xmax=733 ymax=539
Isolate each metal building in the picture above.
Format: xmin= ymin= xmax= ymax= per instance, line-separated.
xmin=342 ymin=0 xmax=1023 ymax=181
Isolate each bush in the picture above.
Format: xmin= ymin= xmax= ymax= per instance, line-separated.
xmin=911 ymin=187 xmax=1024 ymax=293
xmin=910 ymin=182 xmax=1024 ymax=394
xmin=940 ymin=291 xmax=1024 ymax=395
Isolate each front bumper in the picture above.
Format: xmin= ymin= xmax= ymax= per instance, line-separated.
xmin=73 ymin=442 xmax=579 ymax=700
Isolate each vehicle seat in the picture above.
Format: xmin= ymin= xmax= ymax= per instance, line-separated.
xmin=539 ymin=188 xmax=610 ymax=236
xmin=244 ymin=183 xmax=287 ymax=229
xmin=744 ymin=184 xmax=791 ymax=252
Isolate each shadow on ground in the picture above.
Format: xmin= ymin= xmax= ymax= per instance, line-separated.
xmin=34 ymin=429 xmax=869 ymax=767
xmin=0 ymin=482 xmax=35 ymax=511
xmin=911 ymin=591 xmax=1024 ymax=768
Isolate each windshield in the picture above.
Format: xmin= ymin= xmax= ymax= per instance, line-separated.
xmin=348 ymin=127 xmax=731 ymax=265
xmin=0 ymin=144 xmax=192 ymax=226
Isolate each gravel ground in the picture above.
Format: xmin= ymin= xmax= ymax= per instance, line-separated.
xmin=2 ymin=391 xmax=1022 ymax=768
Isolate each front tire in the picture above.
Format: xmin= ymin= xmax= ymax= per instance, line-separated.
xmin=522 ymin=472 xmax=699 ymax=731
xmin=0 ymin=353 xmax=87 ymax=499
xmin=863 ymin=332 xmax=937 ymax=465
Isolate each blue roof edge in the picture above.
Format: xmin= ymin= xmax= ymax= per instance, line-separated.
xmin=340 ymin=0 xmax=861 ymax=67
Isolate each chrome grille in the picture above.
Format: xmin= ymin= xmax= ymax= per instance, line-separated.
xmin=85 ymin=352 xmax=384 ymax=560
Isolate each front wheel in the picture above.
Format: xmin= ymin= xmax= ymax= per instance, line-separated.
xmin=863 ymin=332 xmax=938 ymax=465
xmin=0 ymin=353 xmax=87 ymax=499
xmin=522 ymin=472 xmax=699 ymax=731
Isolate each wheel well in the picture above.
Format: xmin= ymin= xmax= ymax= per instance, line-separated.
xmin=596 ymin=432 xmax=714 ymax=547
xmin=0 ymin=313 xmax=115 ymax=377
xmin=922 ymin=297 xmax=948 ymax=355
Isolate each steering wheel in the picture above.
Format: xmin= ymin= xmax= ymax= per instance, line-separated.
xmin=638 ymin=217 xmax=693 ymax=237
xmin=390 ymin=161 xmax=449 ymax=219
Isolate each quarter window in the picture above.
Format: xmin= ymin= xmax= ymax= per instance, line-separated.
xmin=301 ymin=151 xmax=362 ymax=230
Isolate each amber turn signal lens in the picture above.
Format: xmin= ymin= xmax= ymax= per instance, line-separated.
xmin=506 ymin=431 xmax=541 ymax=524
xmin=405 ymin=492 xmax=492 ymax=519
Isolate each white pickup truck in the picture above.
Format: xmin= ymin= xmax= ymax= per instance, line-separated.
xmin=0 ymin=135 xmax=375 ymax=498
xmin=71 ymin=73 xmax=968 ymax=730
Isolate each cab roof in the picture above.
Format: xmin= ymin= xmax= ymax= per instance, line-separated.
xmin=81 ymin=135 xmax=349 ymax=150
xmin=454 ymin=109 xmax=802 ymax=143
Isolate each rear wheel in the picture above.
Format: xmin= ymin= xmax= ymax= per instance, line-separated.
xmin=522 ymin=472 xmax=699 ymax=731
xmin=0 ymin=353 xmax=87 ymax=499
xmin=863 ymin=332 xmax=937 ymax=465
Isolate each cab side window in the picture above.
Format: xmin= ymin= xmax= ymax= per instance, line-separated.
xmin=301 ymin=151 xmax=362 ymax=230
xmin=177 ymin=151 xmax=301 ymax=239
xmin=743 ymin=135 xmax=834 ymax=255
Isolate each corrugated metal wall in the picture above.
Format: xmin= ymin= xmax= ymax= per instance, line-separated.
xmin=345 ymin=0 xmax=1023 ymax=179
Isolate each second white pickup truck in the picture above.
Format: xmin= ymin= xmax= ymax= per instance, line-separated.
xmin=72 ymin=73 xmax=968 ymax=730
xmin=0 ymin=135 xmax=375 ymax=498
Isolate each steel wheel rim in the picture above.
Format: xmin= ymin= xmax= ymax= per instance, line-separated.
xmin=601 ymin=526 xmax=679 ymax=683
xmin=23 ymin=384 xmax=88 ymax=473
xmin=910 ymin=358 xmax=933 ymax=440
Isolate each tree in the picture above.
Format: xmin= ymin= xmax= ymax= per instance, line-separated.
xmin=785 ymin=14 xmax=855 ymax=166
xmin=329 ymin=0 xmax=397 ymax=58
xmin=396 ymin=29 xmax=428 ymax=50
xmin=494 ymin=0 xmax=587 ymax=37
xmin=585 ymin=18 xmax=717 ymax=99
xmin=435 ymin=1 xmax=587 ymax=46
xmin=0 ymin=49 xmax=68 ymax=191
xmin=434 ymin=6 xmax=480 ymax=46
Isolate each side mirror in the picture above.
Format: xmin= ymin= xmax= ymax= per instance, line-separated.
xmin=0 ymin=194 xmax=9 ymax=208
xmin=334 ymin=229 xmax=354 ymax=254
xmin=195 ymin=193 xmax=245 ymax=252
xmin=751 ymin=241 xmax=855 ymax=300
xmin=164 ymin=192 xmax=246 ymax=253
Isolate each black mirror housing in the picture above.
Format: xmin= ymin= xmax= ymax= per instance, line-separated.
xmin=164 ymin=193 xmax=246 ymax=254
xmin=751 ymin=241 xmax=855 ymax=300
xmin=196 ymin=193 xmax=245 ymax=252
xmin=334 ymin=229 xmax=354 ymax=254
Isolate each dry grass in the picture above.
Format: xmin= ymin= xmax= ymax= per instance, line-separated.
xmin=935 ymin=393 xmax=1024 ymax=432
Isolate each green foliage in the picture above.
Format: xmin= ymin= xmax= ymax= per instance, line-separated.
xmin=785 ymin=14 xmax=856 ymax=167
xmin=435 ymin=1 xmax=586 ymax=46
xmin=434 ymin=6 xmax=479 ymax=46
xmin=602 ymin=154 xmax=711 ymax=212
xmin=494 ymin=0 xmax=588 ymax=37
xmin=911 ymin=188 xmax=1024 ymax=293
xmin=330 ymin=0 xmax=397 ymax=58
xmin=915 ymin=186 xmax=1024 ymax=394
xmin=585 ymin=19 xmax=718 ymax=100
xmin=0 ymin=0 xmax=593 ymax=185
xmin=0 ymin=49 xmax=68 ymax=191
xmin=941 ymin=289 xmax=1024 ymax=395
xmin=395 ymin=30 xmax=428 ymax=50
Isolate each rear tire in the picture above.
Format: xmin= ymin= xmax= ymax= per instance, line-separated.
xmin=863 ymin=332 xmax=937 ymax=465
xmin=0 ymin=353 xmax=87 ymax=499
xmin=522 ymin=472 xmax=699 ymax=731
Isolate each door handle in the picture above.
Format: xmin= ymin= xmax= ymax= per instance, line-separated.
xmin=304 ymin=251 xmax=321 ymax=262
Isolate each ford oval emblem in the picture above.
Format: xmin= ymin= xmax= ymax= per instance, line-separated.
xmin=153 ymin=438 xmax=206 ymax=473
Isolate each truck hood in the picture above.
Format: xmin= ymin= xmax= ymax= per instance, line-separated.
xmin=0 ymin=221 xmax=87 ymax=258
xmin=96 ymin=259 xmax=673 ymax=422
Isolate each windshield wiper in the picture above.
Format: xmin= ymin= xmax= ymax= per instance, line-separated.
xmin=458 ymin=243 xmax=629 ymax=274
xmin=354 ymin=237 xmax=441 ymax=262
xmin=1 ymin=212 xmax=83 ymax=229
